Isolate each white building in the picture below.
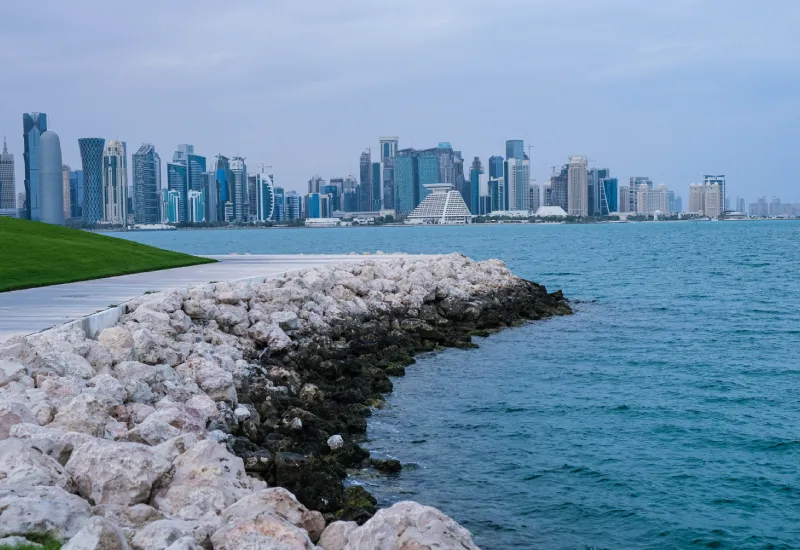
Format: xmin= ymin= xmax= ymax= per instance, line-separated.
xmin=567 ymin=155 xmax=588 ymax=216
xmin=62 ymin=165 xmax=71 ymax=220
xmin=688 ymin=182 xmax=722 ymax=217
xmin=405 ymin=184 xmax=472 ymax=225
xmin=534 ymin=206 xmax=568 ymax=218
xmin=506 ymin=157 xmax=530 ymax=211
xmin=636 ymin=184 xmax=669 ymax=215
xmin=102 ymin=140 xmax=128 ymax=224
xmin=704 ymin=175 xmax=725 ymax=212
xmin=619 ymin=186 xmax=630 ymax=213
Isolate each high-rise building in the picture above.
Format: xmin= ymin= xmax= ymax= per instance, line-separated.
xmin=0 ymin=138 xmax=15 ymax=210
xmin=567 ymin=155 xmax=588 ymax=217
xmin=187 ymin=189 xmax=205 ymax=223
xmin=304 ymin=193 xmax=332 ymax=219
xmin=213 ymin=155 xmax=234 ymax=222
xmin=550 ymin=165 xmax=569 ymax=211
xmin=161 ymin=189 xmax=180 ymax=223
xmin=171 ymin=145 xmax=206 ymax=222
xmin=359 ymin=149 xmax=372 ymax=211
xmin=602 ymin=178 xmax=618 ymax=214
xmin=736 ymin=197 xmax=746 ymax=214
xmin=18 ymin=192 xmax=26 ymax=211
xmin=167 ymin=163 xmax=188 ymax=222
xmin=704 ymin=183 xmax=721 ymax=217
xmin=380 ymin=137 xmax=399 ymax=210
xmin=371 ymin=162 xmax=381 ymax=210
xmin=342 ymin=175 xmax=359 ymax=212
xmin=78 ymin=138 xmax=105 ymax=224
xmin=488 ymin=156 xmax=504 ymax=179
xmin=528 ymin=183 xmax=541 ymax=213
xmin=22 ymin=112 xmax=47 ymax=220
xmin=505 ymin=140 xmax=524 ymax=161
xmin=504 ymin=157 xmax=530 ymax=211
xmin=628 ymin=177 xmax=653 ymax=213
xmin=102 ymin=140 xmax=128 ymax=225
xmin=619 ymin=186 xmax=630 ymax=213
xmin=637 ymin=183 xmax=669 ymax=215
xmin=273 ymin=186 xmax=285 ymax=222
xmin=469 ymin=157 xmax=483 ymax=214
xmin=231 ymin=157 xmax=247 ymax=221
xmin=704 ymin=175 xmax=726 ymax=212
xmin=253 ymin=173 xmax=275 ymax=222
xmin=542 ymin=182 xmax=552 ymax=207
xmin=488 ymin=177 xmax=507 ymax=211
xmin=394 ymin=149 xmax=417 ymax=214
xmin=749 ymin=197 xmax=768 ymax=217
xmin=285 ymin=191 xmax=301 ymax=220
xmin=62 ymin=165 xmax=71 ymax=220
xmin=132 ymin=144 xmax=161 ymax=224
xmin=588 ymin=168 xmax=610 ymax=216
xmin=69 ymin=170 xmax=84 ymax=219
xmin=38 ymin=131 xmax=64 ymax=225
xmin=688 ymin=184 xmax=705 ymax=214
xmin=308 ymin=175 xmax=325 ymax=194
xmin=380 ymin=137 xmax=399 ymax=161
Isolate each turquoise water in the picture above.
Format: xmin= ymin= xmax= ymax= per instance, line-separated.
xmin=113 ymin=222 xmax=800 ymax=549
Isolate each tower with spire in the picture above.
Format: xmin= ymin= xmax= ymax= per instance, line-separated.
xmin=0 ymin=137 xmax=16 ymax=211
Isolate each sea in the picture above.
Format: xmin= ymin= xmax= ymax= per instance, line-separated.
xmin=112 ymin=221 xmax=800 ymax=550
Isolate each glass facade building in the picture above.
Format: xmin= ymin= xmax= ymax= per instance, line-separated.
xmin=469 ymin=157 xmax=483 ymax=215
xmin=393 ymin=150 xmax=417 ymax=214
xmin=0 ymin=138 xmax=15 ymax=210
xmin=372 ymin=162 xmax=381 ymax=210
xmin=78 ymin=138 xmax=105 ymax=224
xmin=285 ymin=191 xmax=301 ymax=220
xmin=602 ymin=177 xmax=618 ymax=215
xmin=132 ymin=144 xmax=161 ymax=224
xmin=273 ymin=186 xmax=285 ymax=222
xmin=505 ymin=140 xmax=524 ymax=160
xmin=304 ymin=192 xmax=331 ymax=219
xmin=23 ymin=112 xmax=48 ymax=220
xmin=167 ymin=163 xmax=188 ymax=222
xmin=231 ymin=157 xmax=247 ymax=221
xmin=256 ymin=174 xmax=275 ymax=222
xmin=188 ymin=189 xmax=205 ymax=223
xmin=69 ymin=170 xmax=84 ymax=219
xmin=488 ymin=156 xmax=504 ymax=179
xmin=161 ymin=189 xmax=180 ymax=223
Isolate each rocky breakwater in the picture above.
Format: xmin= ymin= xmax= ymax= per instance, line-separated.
xmin=0 ymin=253 xmax=569 ymax=549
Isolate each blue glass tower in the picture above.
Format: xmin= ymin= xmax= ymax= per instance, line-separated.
xmin=488 ymin=156 xmax=504 ymax=179
xmin=69 ymin=170 xmax=84 ymax=219
xmin=469 ymin=157 xmax=483 ymax=215
xmin=505 ymin=140 xmax=524 ymax=160
xmin=602 ymin=177 xmax=618 ymax=215
xmin=393 ymin=149 xmax=418 ymax=214
xmin=132 ymin=144 xmax=161 ymax=224
xmin=371 ymin=162 xmax=381 ymax=210
xmin=23 ymin=112 xmax=48 ymax=220
xmin=167 ymin=163 xmax=188 ymax=223
xmin=417 ymin=150 xmax=440 ymax=204
xmin=78 ymin=138 xmax=105 ymax=224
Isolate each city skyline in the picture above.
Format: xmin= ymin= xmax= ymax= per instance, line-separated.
xmin=0 ymin=1 xmax=797 ymax=203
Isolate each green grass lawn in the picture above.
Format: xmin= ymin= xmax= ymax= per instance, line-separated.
xmin=0 ymin=217 xmax=215 ymax=292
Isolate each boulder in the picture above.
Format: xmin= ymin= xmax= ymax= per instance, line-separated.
xmin=0 ymin=483 xmax=91 ymax=540
xmin=87 ymin=374 xmax=126 ymax=407
xmin=247 ymin=322 xmax=293 ymax=352
xmin=219 ymin=488 xmax=325 ymax=543
xmin=326 ymin=435 xmax=344 ymax=451
xmin=165 ymin=537 xmax=205 ymax=550
xmin=131 ymin=519 xmax=217 ymax=550
xmin=62 ymin=517 xmax=130 ymax=550
xmin=341 ymin=501 xmax=480 ymax=550
xmin=0 ymin=536 xmax=43 ymax=548
xmin=0 ymin=402 xmax=37 ymax=439
xmin=91 ymin=503 xmax=163 ymax=530
xmin=65 ymin=439 xmax=172 ymax=507
xmin=271 ymin=311 xmax=301 ymax=331
xmin=210 ymin=512 xmax=317 ymax=550
xmin=9 ymin=423 xmax=92 ymax=465
xmin=318 ymin=521 xmax=357 ymax=550
xmin=98 ymin=326 xmax=134 ymax=351
xmin=0 ymin=437 xmax=74 ymax=490
xmin=152 ymin=440 xmax=258 ymax=520
xmin=49 ymin=393 xmax=110 ymax=437
xmin=0 ymin=359 xmax=31 ymax=387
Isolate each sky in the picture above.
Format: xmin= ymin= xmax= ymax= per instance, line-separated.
xmin=1 ymin=0 xmax=799 ymax=202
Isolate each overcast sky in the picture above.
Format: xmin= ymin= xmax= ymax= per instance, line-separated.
xmin=1 ymin=0 xmax=798 ymax=201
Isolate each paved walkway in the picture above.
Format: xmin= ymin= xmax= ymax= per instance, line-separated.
xmin=0 ymin=254 xmax=400 ymax=343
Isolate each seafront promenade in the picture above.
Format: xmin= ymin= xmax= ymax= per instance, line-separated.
xmin=0 ymin=254 xmax=401 ymax=342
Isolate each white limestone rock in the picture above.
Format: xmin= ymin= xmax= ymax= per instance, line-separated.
xmin=9 ymin=423 xmax=92 ymax=465
xmin=49 ymin=393 xmax=110 ymax=437
xmin=326 ymin=435 xmax=344 ymax=451
xmin=0 ymin=536 xmax=43 ymax=548
xmin=91 ymin=503 xmax=163 ymax=531
xmin=210 ymin=512 xmax=317 ymax=550
xmin=0 ymin=402 xmax=37 ymax=439
xmin=219 ymin=488 xmax=326 ymax=543
xmin=152 ymin=440 xmax=259 ymax=521
xmin=62 ymin=516 xmax=130 ymax=550
xmin=98 ymin=326 xmax=134 ymax=351
xmin=131 ymin=519 xmax=217 ymax=550
xmin=0 ymin=483 xmax=92 ymax=540
xmin=65 ymin=438 xmax=172 ymax=507
xmin=247 ymin=322 xmax=293 ymax=352
xmin=0 ymin=359 xmax=31 ymax=387
xmin=337 ymin=501 xmax=480 ymax=550
xmin=0 ymin=437 xmax=74 ymax=491
xmin=87 ymin=374 xmax=126 ymax=407
xmin=317 ymin=521 xmax=357 ymax=550
xmin=164 ymin=537 xmax=204 ymax=550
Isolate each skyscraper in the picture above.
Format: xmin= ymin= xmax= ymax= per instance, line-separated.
xmin=567 ymin=155 xmax=588 ymax=217
xmin=505 ymin=157 xmax=530 ymax=211
xmin=62 ymin=165 xmax=71 ymax=220
xmin=69 ymin=170 xmax=84 ymax=219
xmin=394 ymin=149 xmax=418 ymax=214
xmin=602 ymin=178 xmax=618 ymax=214
xmin=308 ymin=175 xmax=325 ymax=194
xmin=132 ymin=144 xmax=161 ymax=224
xmin=372 ymin=162 xmax=381 ymax=210
xmin=469 ymin=157 xmax=483 ymax=214
xmin=172 ymin=145 xmax=206 ymax=222
xmin=167 ymin=162 xmax=188 ymax=222
xmin=79 ymin=138 xmax=105 ymax=224
xmin=102 ymin=140 xmax=128 ymax=225
xmin=505 ymin=140 xmax=524 ymax=161
xmin=380 ymin=137 xmax=399 ymax=210
xmin=529 ymin=183 xmax=541 ymax=213
xmin=488 ymin=156 xmax=504 ymax=179
xmin=273 ymin=186 xmax=285 ymax=222
xmin=254 ymin=173 xmax=275 ymax=221
xmin=22 ymin=112 xmax=47 ymax=220
xmin=704 ymin=175 xmax=726 ymax=212
xmin=231 ymin=157 xmax=247 ymax=221
xmin=359 ymin=149 xmax=372 ymax=211
xmin=588 ymin=168 xmax=610 ymax=216
xmin=0 ymin=138 xmax=15 ymax=210
xmin=39 ymin=130 xmax=64 ymax=225
xmin=285 ymin=191 xmax=301 ymax=220
xmin=161 ymin=189 xmax=180 ymax=223
xmin=550 ymin=165 xmax=569 ymax=211
xmin=214 ymin=155 xmax=234 ymax=222
xmin=187 ymin=189 xmax=205 ymax=223
xmin=628 ymin=177 xmax=653 ymax=213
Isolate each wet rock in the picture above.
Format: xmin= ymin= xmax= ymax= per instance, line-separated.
xmin=334 ymin=486 xmax=377 ymax=525
xmin=369 ymin=458 xmax=402 ymax=474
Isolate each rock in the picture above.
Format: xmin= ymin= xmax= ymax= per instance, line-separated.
xmin=0 ymin=359 xmax=30 ymax=387
xmin=65 ymin=439 xmax=172 ymax=507
xmin=154 ymin=433 xmax=200 ymax=463
xmin=0 ymin=437 xmax=74 ymax=491
xmin=152 ymin=440 xmax=257 ymax=520
xmin=335 ymin=486 xmax=376 ymax=525
xmin=49 ymin=393 xmax=110 ymax=437
xmin=0 ymin=483 xmax=92 ymax=540
xmin=126 ymin=416 xmax=181 ymax=445
xmin=369 ymin=458 xmax=402 ymax=474
xmin=233 ymin=405 xmax=251 ymax=422
xmin=165 ymin=537 xmax=204 ymax=550
xmin=87 ymin=374 xmax=126 ymax=407
xmin=247 ymin=322 xmax=293 ymax=352
xmin=0 ymin=535 xmax=43 ymax=547
xmin=131 ymin=519 xmax=216 ymax=550
xmin=318 ymin=521 xmax=357 ymax=550
xmin=299 ymin=384 xmax=323 ymax=407
xmin=62 ymin=516 xmax=130 ymax=550
xmin=326 ymin=435 xmax=344 ymax=451
xmin=98 ymin=326 xmax=135 ymax=350
xmin=342 ymin=501 xmax=480 ymax=550
xmin=220 ymin=488 xmax=326 ymax=543
xmin=0 ymin=402 xmax=37 ymax=439
xmin=8 ymin=423 xmax=91 ymax=465
xmin=210 ymin=512 xmax=317 ymax=550
xmin=271 ymin=311 xmax=301 ymax=331
xmin=91 ymin=503 xmax=163 ymax=530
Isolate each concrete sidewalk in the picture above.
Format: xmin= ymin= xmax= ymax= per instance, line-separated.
xmin=0 ymin=254 xmax=402 ymax=342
